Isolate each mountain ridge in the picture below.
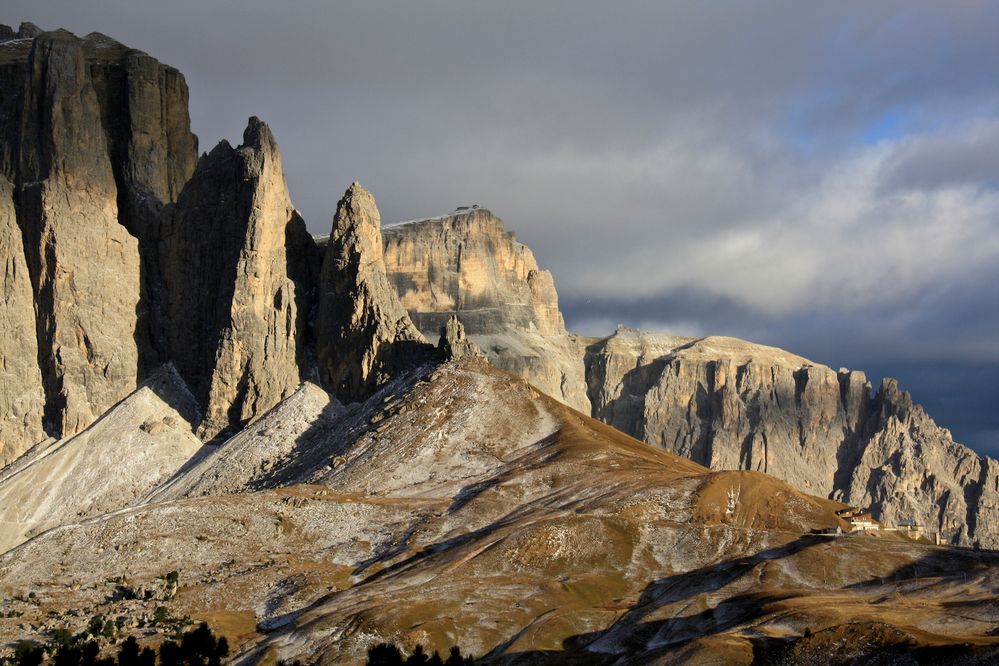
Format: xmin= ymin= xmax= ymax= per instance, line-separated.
xmin=380 ymin=213 xmax=999 ymax=548
xmin=0 ymin=25 xmax=997 ymax=663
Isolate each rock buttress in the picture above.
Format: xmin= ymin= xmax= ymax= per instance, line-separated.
xmin=0 ymin=177 xmax=45 ymax=465
xmin=315 ymin=183 xmax=433 ymax=402
xmin=381 ymin=208 xmax=589 ymax=412
xmin=0 ymin=26 xmax=198 ymax=450
xmin=13 ymin=31 xmax=142 ymax=438
xmin=159 ymin=117 xmax=318 ymax=439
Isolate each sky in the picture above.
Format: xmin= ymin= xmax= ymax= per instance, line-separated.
xmin=7 ymin=1 xmax=999 ymax=457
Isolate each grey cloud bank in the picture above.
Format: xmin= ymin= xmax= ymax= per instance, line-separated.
xmin=7 ymin=1 xmax=999 ymax=456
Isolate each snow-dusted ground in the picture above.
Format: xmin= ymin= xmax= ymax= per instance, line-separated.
xmin=0 ymin=366 xmax=204 ymax=552
xmin=0 ymin=359 xmax=997 ymax=664
xmin=148 ymin=382 xmax=342 ymax=502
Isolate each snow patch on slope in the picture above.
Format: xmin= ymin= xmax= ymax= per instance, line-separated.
xmin=0 ymin=366 xmax=204 ymax=553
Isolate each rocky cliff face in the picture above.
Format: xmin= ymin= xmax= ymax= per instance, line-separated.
xmin=5 ymin=29 xmax=142 ymax=439
xmin=0 ymin=178 xmax=45 ymax=466
xmin=81 ymin=31 xmax=199 ymax=374
xmin=383 ymin=208 xmax=563 ymax=336
xmin=381 ymin=208 xmax=590 ymax=412
xmin=584 ymin=328 xmax=999 ymax=548
xmin=587 ymin=331 xmax=866 ymax=496
xmin=316 ymin=183 xmax=432 ymax=402
xmin=379 ymin=212 xmax=998 ymax=547
xmin=848 ymin=380 xmax=999 ymax=548
xmin=0 ymin=25 xmax=197 ymax=451
xmin=159 ymin=118 xmax=318 ymax=438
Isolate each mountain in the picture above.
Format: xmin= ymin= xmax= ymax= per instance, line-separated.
xmin=381 ymin=208 xmax=590 ymax=413
xmin=0 ymin=25 xmax=997 ymax=664
xmin=2 ymin=358 xmax=996 ymax=664
xmin=583 ymin=328 xmax=999 ymax=549
xmin=315 ymin=183 xmax=434 ymax=403
xmin=379 ymin=213 xmax=999 ymax=549
xmin=0 ymin=23 xmax=199 ymax=458
xmin=158 ymin=117 xmax=318 ymax=439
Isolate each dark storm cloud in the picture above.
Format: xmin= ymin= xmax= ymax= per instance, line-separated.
xmin=6 ymin=1 xmax=999 ymax=457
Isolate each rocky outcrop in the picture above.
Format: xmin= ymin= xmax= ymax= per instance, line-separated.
xmin=159 ymin=118 xmax=318 ymax=439
xmin=438 ymin=314 xmax=481 ymax=360
xmin=315 ymin=183 xmax=433 ymax=402
xmin=0 ymin=26 xmax=198 ymax=449
xmin=81 ymin=30 xmax=199 ymax=373
xmin=383 ymin=208 xmax=563 ymax=336
xmin=381 ymin=208 xmax=590 ymax=412
xmin=584 ymin=328 xmax=999 ymax=548
xmin=9 ymin=30 xmax=142 ymax=438
xmin=847 ymin=380 xmax=999 ymax=549
xmin=587 ymin=331 xmax=864 ymax=495
xmin=83 ymin=31 xmax=197 ymax=238
xmin=0 ymin=25 xmax=197 ymax=238
xmin=0 ymin=178 xmax=45 ymax=466
xmin=1 ymin=27 xmax=308 ymax=444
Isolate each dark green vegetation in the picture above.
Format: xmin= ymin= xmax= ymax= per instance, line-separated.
xmin=2 ymin=623 xmax=227 ymax=666
xmin=755 ymin=621 xmax=999 ymax=666
xmin=367 ymin=643 xmax=474 ymax=665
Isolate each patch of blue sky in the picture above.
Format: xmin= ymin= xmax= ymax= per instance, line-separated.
xmin=860 ymin=107 xmax=909 ymax=145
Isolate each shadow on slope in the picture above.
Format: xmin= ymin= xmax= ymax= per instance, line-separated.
xmin=485 ymin=540 xmax=999 ymax=665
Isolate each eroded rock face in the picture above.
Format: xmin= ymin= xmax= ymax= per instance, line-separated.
xmin=0 ymin=26 xmax=198 ymax=449
xmin=588 ymin=332 xmax=869 ymax=496
xmin=159 ymin=118 xmax=318 ymax=439
xmin=383 ymin=208 xmax=563 ymax=335
xmin=0 ymin=26 xmax=198 ymax=238
xmin=82 ymin=31 xmax=199 ymax=372
xmin=381 ymin=208 xmax=590 ymax=412
xmin=10 ymin=31 xmax=142 ymax=438
xmin=847 ymin=381 xmax=999 ymax=549
xmin=438 ymin=314 xmax=481 ymax=360
xmin=585 ymin=328 xmax=999 ymax=548
xmin=315 ymin=183 xmax=432 ymax=402
xmin=0 ymin=178 xmax=45 ymax=466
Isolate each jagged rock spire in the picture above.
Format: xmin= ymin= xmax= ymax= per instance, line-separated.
xmin=159 ymin=117 xmax=319 ymax=439
xmin=315 ymin=182 xmax=433 ymax=402
xmin=438 ymin=315 xmax=481 ymax=360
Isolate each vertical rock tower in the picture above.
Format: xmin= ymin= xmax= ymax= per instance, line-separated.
xmin=159 ymin=118 xmax=319 ymax=439
xmin=315 ymin=183 xmax=433 ymax=402
xmin=0 ymin=24 xmax=198 ymax=459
